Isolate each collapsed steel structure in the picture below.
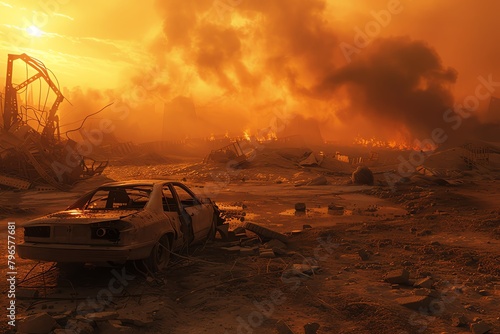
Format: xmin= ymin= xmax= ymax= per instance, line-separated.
xmin=0 ymin=53 xmax=107 ymax=190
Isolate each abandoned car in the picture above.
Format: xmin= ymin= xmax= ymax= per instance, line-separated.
xmin=18 ymin=180 xmax=225 ymax=271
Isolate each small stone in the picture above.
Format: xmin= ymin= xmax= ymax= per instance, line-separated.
xmin=470 ymin=321 xmax=492 ymax=334
xmin=384 ymin=269 xmax=410 ymax=285
xmin=303 ymin=224 xmax=313 ymax=230
xmin=304 ymin=322 xmax=320 ymax=334
xmin=403 ymin=245 xmax=411 ymax=251
xmin=291 ymin=263 xmax=320 ymax=276
xmin=478 ymin=290 xmax=489 ymax=296
xmin=352 ymin=166 xmax=374 ymax=185
xmin=396 ymin=295 xmax=433 ymax=310
xmin=291 ymin=230 xmax=303 ymax=235
xmin=451 ymin=314 xmax=467 ymax=327
xmin=417 ymin=230 xmax=432 ymax=236
xmin=358 ymin=249 xmax=370 ymax=261
xmin=295 ymin=203 xmax=306 ymax=212
xmin=414 ymin=276 xmax=434 ymax=289
xmin=18 ymin=313 xmax=57 ymax=334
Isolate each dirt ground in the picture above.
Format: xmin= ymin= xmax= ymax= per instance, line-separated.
xmin=1 ymin=155 xmax=499 ymax=334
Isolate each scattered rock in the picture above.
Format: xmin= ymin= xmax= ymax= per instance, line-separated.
xmin=308 ymin=175 xmax=328 ymax=186
xmin=291 ymin=229 xmax=303 ymax=235
xmin=396 ymin=295 xmax=433 ymax=310
xmin=304 ymin=322 xmax=320 ymax=334
xmin=478 ymin=289 xmax=489 ymax=296
xmin=303 ymin=224 xmax=313 ymax=230
xmin=384 ymin=269 xmax=410 ymax=285
xmin=328 ymin=204 xmax=344 ymax=213
xmin=417 ymin=230 xmax=432 ymax=236
xmin=470 ymin=321 xmax=492 ymax=334
xmin=451 ymin=314 xmax=467 ymax=327
xmin=295 ymin=203 xmax=306 ymax=212
xmin=18 ymin=313 xmax=57 ymax=334
xmin=291 ymin=263 xmax=320 ymax=276
xmin=414 ymin=276 xmax=434 ymax=289
xmin=351 ymin=166 xmax=374 ymax=185
xmin=358 ymin=249 xmax=370 ymax=261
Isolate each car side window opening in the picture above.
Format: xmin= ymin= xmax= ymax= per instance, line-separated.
xmin=162 ymin=187 xmax=179 ymax=212
xmin=173 ymin=185 xmax=200 ymax=208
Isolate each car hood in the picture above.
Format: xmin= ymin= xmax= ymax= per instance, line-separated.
xmin=22 ymin=210 xmax=139 ymax=226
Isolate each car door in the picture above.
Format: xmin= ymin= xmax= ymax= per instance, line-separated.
xmin=171 ymin=183 xmax=214 ymax=243
xmin=161 ymin=185 xmax=184 ymax=249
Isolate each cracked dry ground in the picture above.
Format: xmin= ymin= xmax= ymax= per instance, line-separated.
xmin=3 ymin=179 xmax=500 ymax=334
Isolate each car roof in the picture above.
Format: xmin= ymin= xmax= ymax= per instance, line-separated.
xmin=99 ymin=179 xmax=175 ymax=187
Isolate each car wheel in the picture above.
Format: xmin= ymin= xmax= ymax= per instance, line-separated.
xmin=146 ymin=234 xmax=171 ymax=272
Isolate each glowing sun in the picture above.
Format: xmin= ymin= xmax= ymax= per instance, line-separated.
xmin=26 ymin=25 xmax=43 ymax=37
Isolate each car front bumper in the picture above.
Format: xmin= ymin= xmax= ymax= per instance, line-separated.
xmin=17 ymin=241 xmax=154 ymax=263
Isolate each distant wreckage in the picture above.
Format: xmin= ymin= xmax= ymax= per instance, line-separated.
xmin=0 ymin=53 xmax=107 ymax=190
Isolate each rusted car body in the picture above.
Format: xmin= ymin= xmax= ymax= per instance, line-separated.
xmin=18 ymin=180 xmax=224 ymax=271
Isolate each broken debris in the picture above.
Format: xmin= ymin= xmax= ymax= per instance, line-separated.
xmin=351 ymin=166 xmax=374 ymax=185
xmin=395 ymin=295 xmax=433 ymax=310
xmin=242 ymin=222 xmax=288 ymax=243
xmin=295 ymin=202 xmax=307 ymax=212
xmin=384 ymin=269 xmax=410 ymax=285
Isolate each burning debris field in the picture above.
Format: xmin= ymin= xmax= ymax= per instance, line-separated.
xmin=1 ymin=1 xmax=500 ymax=334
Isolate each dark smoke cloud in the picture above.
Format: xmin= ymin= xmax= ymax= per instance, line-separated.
xmin=124 ymin=0 xmax=498 ymax=144
xmin=314 ymin=37 xmax=458 ymax=139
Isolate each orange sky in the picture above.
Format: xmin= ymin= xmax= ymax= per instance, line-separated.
xmin=1 ymin=0 xmax=499 ymax=143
